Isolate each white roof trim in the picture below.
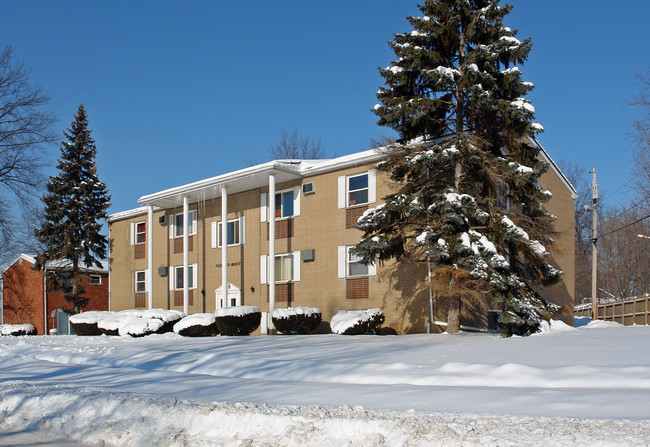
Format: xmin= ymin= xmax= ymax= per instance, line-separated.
xmin=108 ymin=206 xmax=151 ymax=223
xmin=532 ymin=137 xmax=578 ymax=200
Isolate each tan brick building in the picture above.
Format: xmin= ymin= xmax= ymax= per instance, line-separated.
xmin=1 ymin=254 xmax=109 ymax=335
xmin=108 ymin=143 xmax=576 ymax=334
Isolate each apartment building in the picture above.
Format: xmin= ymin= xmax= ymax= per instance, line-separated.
xmin=108 ymin=143 xmax=576 ymax=334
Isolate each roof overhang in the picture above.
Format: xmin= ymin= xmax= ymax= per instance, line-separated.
xmin=138 ymin=161 xmax=304 ymax=209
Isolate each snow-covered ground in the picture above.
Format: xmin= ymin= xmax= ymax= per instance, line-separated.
xmin=1 ymin=319 xmax=649 ymax=446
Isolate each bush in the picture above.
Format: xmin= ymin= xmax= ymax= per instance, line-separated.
xmin=272 ymin=307 xmax=321 ymax=334
xmin=330 ymin=308 xmax=385 ymax=335
xmin=215 ymin=306 xmax=261 ymax=336
xmin=174 ymin=313 xmax=219 ymax=337
xmin=0 ymin=324 xmax=36 ymax=336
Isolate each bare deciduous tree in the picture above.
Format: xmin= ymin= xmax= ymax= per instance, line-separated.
xmin=270 ymin=127 xmax=324 ymax=160
xmin=597 ymin=207 xmax=650 ymax=299
xmin=0 ymin=45 xmax=56 ymax=262
xmin=630 ymin=69 xmax=650 ymax=201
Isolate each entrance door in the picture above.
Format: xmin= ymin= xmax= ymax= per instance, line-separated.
xmin=215 ymin=283 xmax=241 ymax=309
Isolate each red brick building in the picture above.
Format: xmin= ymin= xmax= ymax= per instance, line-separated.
xmin=1 ymin=254 xmax=109 ymax=335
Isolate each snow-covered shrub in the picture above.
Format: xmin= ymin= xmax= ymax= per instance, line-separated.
xmin=69 ymin=311 xmax=112 ymax=336
xmin=215 ymin=306 xmax=261 ymax=336
xmin=140 ymin=309 xmax=184 ymax=333
xmin=173 ymin=313 xmax=219 ymax=337
xmin=97 ymin=309 xmax=181 ymax=337
xmin=330 ymin=308 xmax=385 ymax=335
xmin=272 ymin=307 xmax=321 ymax=334
xmin=0 ymin=324 xmax=37 ymax=336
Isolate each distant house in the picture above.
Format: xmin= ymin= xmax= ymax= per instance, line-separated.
xmin=108 ymin=142 xmax=576 ymax=334
xmin=1 ymin=254 xmax=109 ymax=335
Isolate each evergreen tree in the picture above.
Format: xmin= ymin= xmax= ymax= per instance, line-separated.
xmin=35 ymin=105 xmax=110 ymax=314
xmin=355 ymin=0 xmax=560 ymax=336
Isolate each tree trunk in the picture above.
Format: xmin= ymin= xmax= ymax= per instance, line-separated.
xmin=447 ymin=276 xmax=461 ymax=333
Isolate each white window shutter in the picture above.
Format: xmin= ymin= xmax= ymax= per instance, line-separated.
xmin=169 ymin=215 xmax=174 ymax=239
xmin=368 ymin=169 xmax=377 ymax=204
xmin=368 ymin=259 xmax=377 ymax=276
xmin=169 ymin=267 xmax=175 ymax=290
xmin=192 ymin=263 xmax=198 ymax=289
xmin=292 ymin=251 xmax=300 ymax=282
xmin=260 ymin=255 xmax=267 ymax=284
xmin=337 ymin=176 xmax=345 ymax=209
xmin=239 ymin=216 xmax=245 ymax=244
xmin=211 ymin=221 xmax=217 ymax=248
xmin=293 ymin=186 xmax=300 ymax=216
xmin=129 ymin=222 xmax=135 ymax=245
xmin=337 ymin=246 xmax=346 ymax=278
xmin=260 ymin=193 xmax=267 ymax=222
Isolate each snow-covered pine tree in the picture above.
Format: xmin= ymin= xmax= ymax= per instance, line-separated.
xmin=355 ymin=0 xmax=561 ymax=336
xmin=35 ymin=105 xmax=111 ymax=314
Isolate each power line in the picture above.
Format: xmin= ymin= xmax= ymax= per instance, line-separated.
xmin=598 ymin=213 xmax=650 ymax=239
xmin=602 ymin=193 xmax=650 ymax=223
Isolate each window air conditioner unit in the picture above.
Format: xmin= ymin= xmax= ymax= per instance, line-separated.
xmin=158 ymin=215 xmax=166 ymax=225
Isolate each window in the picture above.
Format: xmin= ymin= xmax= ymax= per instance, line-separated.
xmin=218 ymin=220 xmax=240 ymax=246
xmin=90 ymin=274 xmax=102 ymax=286
xmin=275 ymin=190 xmax=294 ymax=218
xmin=275 ymin=254 xmax=294 ymax=282
xmin=135 ymin=221 xmax=146 ymax=244
xmin=338 ymin=245 xmax=376 ymax=278
xmin=348 ymin=174 xmax=368 ymax=206
xmin=260 ymin=187 xmax=300 ymax=222
xmin=135 ymin=271 xmax=146 ymax=293
xmin=172 ymin=264 xmax=197 ymax=290
xmin=347 ymin=248 xmax=368 ymax=276
xmin=338 ymin=170 xmax=376 ymax=209
xmin=259 ymin=252 xmax=301 ymax=283
xmin=211 ymin=217 xmax=245 ymax=248
xmin=302 ymin=182 xmax=314 ymax=194
xmin=496 ymin=183 xmax=510 ymax=211
xmin=172 ymin=210 xmax=197 ymax=238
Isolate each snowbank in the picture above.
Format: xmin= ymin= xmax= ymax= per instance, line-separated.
xmin=173 ymin=313 xmax=216 ymax=332
xmin=2 ymin=383 xmax=649 ymax=447
xmin=1 ymin=320 xmax=650 ymax=445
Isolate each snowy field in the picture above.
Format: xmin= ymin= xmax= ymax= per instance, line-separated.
xmin=1 ymin=319 xmax=649 ymax=446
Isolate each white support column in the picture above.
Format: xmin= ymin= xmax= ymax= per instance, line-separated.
xmin=268 ymin=173 xmax=276 ymax=330
xmin=221 ymin=185 xmax=228 ymax=307
xmin=183 ymin=196 xmax=189 ymax=315
xmin=147 ymin=205 xmax=154 ymax=309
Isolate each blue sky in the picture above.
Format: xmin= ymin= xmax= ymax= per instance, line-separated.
xmin=2 ymin=0 xmax=648 ymax=215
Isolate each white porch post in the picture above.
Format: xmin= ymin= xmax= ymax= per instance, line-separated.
xmin=147 ymin=205 xmax=154 ymax=309
xmin=221 ymin=185 xmax=228 ymax=307
xmin=183 ymin=196 xmax=189 ymax=315
xmin=268 ymin=173 xmax=276 ymax=329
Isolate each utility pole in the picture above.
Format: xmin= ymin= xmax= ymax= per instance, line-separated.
xmin=591 ymin=165 xmax=599 ymax=321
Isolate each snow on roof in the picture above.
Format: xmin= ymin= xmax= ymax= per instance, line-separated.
xmin=5 ymin=254 xmax=108 ymax=274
